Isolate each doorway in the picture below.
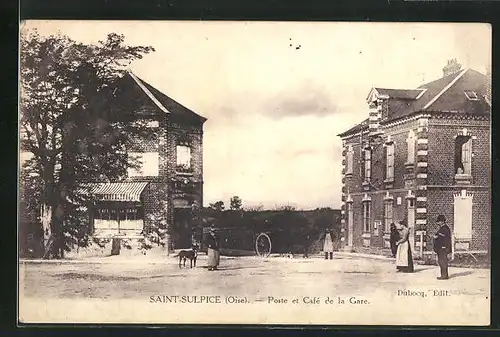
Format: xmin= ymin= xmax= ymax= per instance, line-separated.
xmin=173 ymin=208 xmax=192 ymax=249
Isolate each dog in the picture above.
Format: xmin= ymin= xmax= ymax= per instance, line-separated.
xmin=175 ymin=248 xmax=198 ymax=268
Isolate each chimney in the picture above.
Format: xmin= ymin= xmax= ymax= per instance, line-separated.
xmin=442 ymin=58 xmax=462 ymax=77
xmin=368 ymin=99 xmax=383 ymax=137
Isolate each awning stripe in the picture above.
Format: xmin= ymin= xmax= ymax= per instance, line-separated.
xmin=82 ymin=182 xmax=149 ymax=202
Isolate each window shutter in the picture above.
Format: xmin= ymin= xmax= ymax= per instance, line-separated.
xmin=347 ymin=146 xmax=353 ymax=175
xmin=386 ymin=144 xmax=394 ymax=180
xmin=384 ymin=145 xmax=388 ymax=179
xmin=407 ymin=131 xmax=415 ymax=164
xmin=465 ymin=138 xmax=472 ymax=175
xmin=360 ymin=147 xmax=366 ymax=180
xmin=364 ymin=148 xmax=371 ymax=181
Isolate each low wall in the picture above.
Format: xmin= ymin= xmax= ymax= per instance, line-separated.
xmin=64 ymin=239 xmax=168 ymax=259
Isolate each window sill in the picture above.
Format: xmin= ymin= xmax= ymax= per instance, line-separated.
xmin=404 ymin=161 xmax=414 ymax=169
xmin=454 ymin=174 xmax=472 ymax=185
xmin=384 ymin=178 xmax=394 ymax=184
xmin=344 ymin=172 xmax=353 ymax=179
xmin=176 ymin=171 xmax=194 ymax=176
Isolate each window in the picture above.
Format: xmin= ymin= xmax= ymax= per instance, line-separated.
xmin=406 ymin=130 xmax=415 ymax=164
xmin=93 ymin=207 xmax=144 ymax=232
xmin=127 ymin=152 xmax=159 ymax=177
xmin=453 ymin=190 xmax=473 ymax=240
xmin=464 ymin=90 xmax=479 ymax=101
xmin=386 ymin=143 xmax=395 ymax=181
xmin=346 ymin=146 xmax=353 ymax=176
xmin=364 ymin=148 xmax=371 ymax=181
xmin=176 ymin=145 xmax=192 ymax=170
xmin=384 ymin=201 xmax=393 ymax=233
xmin=455 ymin=136 xmax=472 ymax=175
xmin=362 ymin=202 xmax=371 ymax=232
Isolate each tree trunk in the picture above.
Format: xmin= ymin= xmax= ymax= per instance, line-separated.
xmin=40 ymin=203 xmax=52 ymax=257
xmin=51 ymin=202 xmax=65 ymax=259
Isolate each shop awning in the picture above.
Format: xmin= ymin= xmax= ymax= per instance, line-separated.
xmin=84 ymin=182 xmax=149 ymax=202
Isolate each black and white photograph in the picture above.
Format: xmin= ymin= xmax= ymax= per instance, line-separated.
xmin=18 ymin=20 xmax=491 ymax=325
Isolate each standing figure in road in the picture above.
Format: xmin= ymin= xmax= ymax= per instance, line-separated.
xmin=395 ymin=221 xmax=414 ymax=273
xmin=205 ymin=228 xmax=220 ymax=271
xmin=323 ymin=229 xmax=334 ymax=260
xmin=433 ymin=215 xmax=452 ymax=280
xmin=389 ymin=223 xmax=400 ymax=258
xmin=191 ymin=227 xmax=200 ymax=251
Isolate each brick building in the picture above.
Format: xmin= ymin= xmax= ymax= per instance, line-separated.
xmin=337 ymin=61 xmax=491 ymax=258
xmin=85 ymin=71 xmax=207 ymax=250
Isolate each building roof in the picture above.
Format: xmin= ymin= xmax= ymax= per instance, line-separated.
xmin=339 ymin=68 xmax=489 ymax=137
xmin=115 ymin=72 xmax=207 ymax=123
xmin=372 ymin=88 xmax=424 ymax=100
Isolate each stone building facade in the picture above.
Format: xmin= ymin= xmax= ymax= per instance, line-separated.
xmin=87 ymin=71 xmax=206 ymax=251
xmin=338 ymin=63 xmax=491 ymax=258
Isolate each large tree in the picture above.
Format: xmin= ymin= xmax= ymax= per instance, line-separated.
xmin=19 ymin=28 xmax=155 ymax=258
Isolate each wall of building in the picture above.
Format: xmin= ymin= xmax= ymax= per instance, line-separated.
xmin=425 ymin=117 xmax=490 ymax=252
xmin=427 ymin=117 xmax=490 ymax=186
xmin=426 ymin=188 xmax=490 ymax=251
xmin=341 ymin=117 xmax=422 ymax=251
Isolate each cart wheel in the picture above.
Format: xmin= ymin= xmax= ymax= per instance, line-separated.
xmin=255 ymin=233 xmax=272 ymax=257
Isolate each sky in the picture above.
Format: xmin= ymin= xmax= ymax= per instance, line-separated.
xmin=21 ymin=21 xmax=491 ymax=210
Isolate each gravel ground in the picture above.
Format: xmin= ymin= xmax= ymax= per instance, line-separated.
xmin=19 ymin=255 xmax=490 ymax=325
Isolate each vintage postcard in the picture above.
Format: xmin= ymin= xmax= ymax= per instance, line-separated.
xmin=18 ymin=20 xmax=491 ymax=325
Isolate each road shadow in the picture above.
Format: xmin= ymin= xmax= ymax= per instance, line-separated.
xmin=449 ymin=270 xmax=474 ymax=279
xmin=412 ymin=267 xmax=432 ymax=273
xmin=54 ymin=272 xmax=140 ymax=282
xmin=216 ymin=266 xmax=259 ymax=271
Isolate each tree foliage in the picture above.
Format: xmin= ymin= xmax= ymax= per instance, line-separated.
xmin=208 ymin=201 xmax=225 ymax=212
xmin=19 ymin=28 xmax=155 ymax=258
xmin=229 ymin=196 xmax=242 ymax=211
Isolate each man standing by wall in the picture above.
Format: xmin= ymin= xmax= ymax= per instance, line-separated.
xmin=433 ymin=215 xmax=452 ymax=280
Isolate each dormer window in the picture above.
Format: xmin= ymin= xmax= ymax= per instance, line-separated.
xmin=464 ymin=90 xmax=479 ymax=101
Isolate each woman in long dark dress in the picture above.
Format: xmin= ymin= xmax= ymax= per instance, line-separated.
xmin=389 ymin=223 xmax=399 ymax=257
xmin=395 ymin=222 xmax=414 ymax=273
xmin=205 ymin=228 xmax=220 ymax=271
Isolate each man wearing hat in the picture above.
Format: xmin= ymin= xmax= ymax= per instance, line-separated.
xmin=433 ymin=215 xmax=452 ymax=280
